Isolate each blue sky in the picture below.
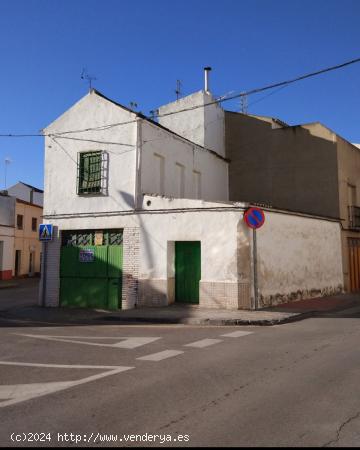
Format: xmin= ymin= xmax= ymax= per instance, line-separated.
xmin=1 ymin=0 xmax=360 ymax=190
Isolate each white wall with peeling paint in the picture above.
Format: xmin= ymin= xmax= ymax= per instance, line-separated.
xmin=256 ymin=211 xmax=343 ymax=306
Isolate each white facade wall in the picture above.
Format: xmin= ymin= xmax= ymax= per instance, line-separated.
xmin=43 ymin=92 xmax=138 ymax=217
xmin=256 ymin=211 xmax=343 ymax=306
xmin=141 ymin=120 xmax=228 ymax=201
xmin=41 ymin=195 xmax=343 ymax=310
xmin=158 ymin=91 xmax=225 ymax=158
xmin=41 ymin=199 xmax=248 ymax=309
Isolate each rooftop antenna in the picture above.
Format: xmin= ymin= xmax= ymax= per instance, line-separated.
xmin=130 ymin=102 xmax=138 ymax=111
xmin=4 ymin=157 xmax=11 ymax=189
xmin=81 ymin=68 xmax=97 ymax=92
xmin=175 ymin=79 xmax=182 ymax=100
xmin=240 ymin=92 xmax=248 ymax=114
xmin=149 ymin=109 xmax=159 ymax=121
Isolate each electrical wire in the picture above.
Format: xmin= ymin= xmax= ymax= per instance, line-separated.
xmin=1 ymin=56 xmax=360 ymax=138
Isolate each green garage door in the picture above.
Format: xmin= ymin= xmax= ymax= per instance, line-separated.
xmin=60 ymin=230 xmax=123 ymax=310
xmin=175 ymin=241 xmax=201 ymax=304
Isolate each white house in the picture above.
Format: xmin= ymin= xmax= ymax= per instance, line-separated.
xmin=40 ymin=88 xmax=343 ymax=310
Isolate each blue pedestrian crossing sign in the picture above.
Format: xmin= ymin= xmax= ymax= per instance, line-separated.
xmin=39 ymin=224 xmax=53 ymax=241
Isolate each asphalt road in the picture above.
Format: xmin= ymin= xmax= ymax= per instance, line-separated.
xmin=1 ymin=283 xmax=360 ymax=447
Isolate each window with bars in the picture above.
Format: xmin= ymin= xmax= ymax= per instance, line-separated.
xmin=62 ymin=229 xmax=123 ymax=247
xmin=349 ymin=206 xmax=360 ymax=229
xmin=77 ymin=151 xmax=108 ymax=195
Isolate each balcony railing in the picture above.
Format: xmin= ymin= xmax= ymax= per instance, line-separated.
xmin=348 ymin=206 xmax=360 ymax=229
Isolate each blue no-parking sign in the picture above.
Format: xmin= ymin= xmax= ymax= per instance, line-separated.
xmin=39 ymin=224 xmax=53 ymax=241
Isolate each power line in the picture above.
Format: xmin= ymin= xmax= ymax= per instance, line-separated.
xmin=1 ymin=56 xmax=360 ymax=138
xmin=51 ymin=134 xmax=135 ymax=147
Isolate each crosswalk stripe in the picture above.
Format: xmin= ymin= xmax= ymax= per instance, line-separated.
xmin=221 ymin=331 xmax=254 ymax=338
xmin=136 ymin=350 xmax=184 ymax=361
xmin=184 ymin=338 xmax=222 ymax=348
xmin=15 ymin=334 xmax=161 ymax=349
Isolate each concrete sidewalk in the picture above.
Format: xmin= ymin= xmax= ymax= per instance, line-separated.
xmin=1 ymin=291 xmax=360 ymax=326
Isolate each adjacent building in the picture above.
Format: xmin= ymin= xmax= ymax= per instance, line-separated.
xmin=0 ymin=192 xmax=15 ymax=280
xmin=14 ymin=197 xmax=42 ymax=277
xmin=8 ymin=181 xmax=44 ymax=207
xmin=224 ymin=113 xmax=360 ymax=291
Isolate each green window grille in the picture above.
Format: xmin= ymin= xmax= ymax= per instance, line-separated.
xmin=77 ymin=151 xmax=108 ymax=195
xmin=62 ymin=229 xmax=123 ymax=247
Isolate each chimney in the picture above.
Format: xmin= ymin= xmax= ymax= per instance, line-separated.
xmin=204 ymin=67 xmax=212 ymax=93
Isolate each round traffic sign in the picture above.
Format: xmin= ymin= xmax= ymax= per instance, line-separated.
xmin=243 ymin=207 xmax=265 ymax=229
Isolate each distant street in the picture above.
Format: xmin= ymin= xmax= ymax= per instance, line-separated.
xmin=1 ymin=281 xmax=360 ymax=447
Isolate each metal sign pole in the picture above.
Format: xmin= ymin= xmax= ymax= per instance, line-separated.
xmin=253 ymin=228 xmax=258 ymax=310
xmin=41 ymin=241 xmax=47 ymax=307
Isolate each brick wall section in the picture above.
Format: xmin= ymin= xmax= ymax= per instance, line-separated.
xmin=39 ymin=229 xmax=61 ymax=307
xmin=122 ymin=227 xmax=140 ymax=309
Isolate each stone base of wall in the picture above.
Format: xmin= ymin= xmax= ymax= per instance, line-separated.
xmin=0 ymin=270 xmax=12 ymax=280
xmin=138 ymin=279 xmax=169 ymax=307
xmin=259 ymin=284 xmax=344 ymax=308
xmin=167 ymin=277 xmax=175 ymax=305
xmin=200 ymin=280 xmax=251 ymax=310
xmin=138 ymin=279 xmax=251 ymax=310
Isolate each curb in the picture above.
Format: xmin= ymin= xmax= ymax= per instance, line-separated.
xmin=2 ymin=301 xmax=358 ymax=327
xmin=0 ymin=283 xmax=19 ymax=290
xmin=98 ymin=311 xmax=313 ymax=326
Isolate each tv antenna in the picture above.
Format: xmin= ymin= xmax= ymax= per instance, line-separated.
xmin=4 ymin=157 xmax=12 ymax=189
xmin=149 ymin=109 xmax=159 ymax=121
xmin=175 ymin=79 xmax=182 ymax=100
xmin=240 ymin=92 xmax=248 ymax=114
xmin=129 ymin=102 xmax=138 ymax=111
xmin=81 ymin=68 xmax=97 ymax=91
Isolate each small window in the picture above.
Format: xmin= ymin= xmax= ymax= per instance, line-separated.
xmin=77 ymin=151 xmax=107 ymax=195
xmin=32 ymin=217 xmax=37 ymax=232
xmin=17 ymin=215 xmax=23 ymax=230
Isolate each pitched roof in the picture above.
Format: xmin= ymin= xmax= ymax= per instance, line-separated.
xmin=18 ymin=182 xmax=43 ymax=193
xmin=92 ymin=89 xmax=229 ymax=162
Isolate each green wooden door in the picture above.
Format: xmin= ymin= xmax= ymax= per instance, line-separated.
xmin=60 ymin=244 xmax=122 ymax=310
xmin=175 ymin=241 xmax=201 ymax=304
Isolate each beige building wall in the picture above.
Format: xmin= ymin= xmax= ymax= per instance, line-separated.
xmin=334 ymin=136 xmax=360 ymax=290
xmin=0 ymin=226 xmax=15 ymax=279
xmin=225 ymin=113 xmax=360 ymax=292
xmin=14 ymin=199 xmax=42 ymax=277
xmin=225 ymin=113 xmax=340 ymax=219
